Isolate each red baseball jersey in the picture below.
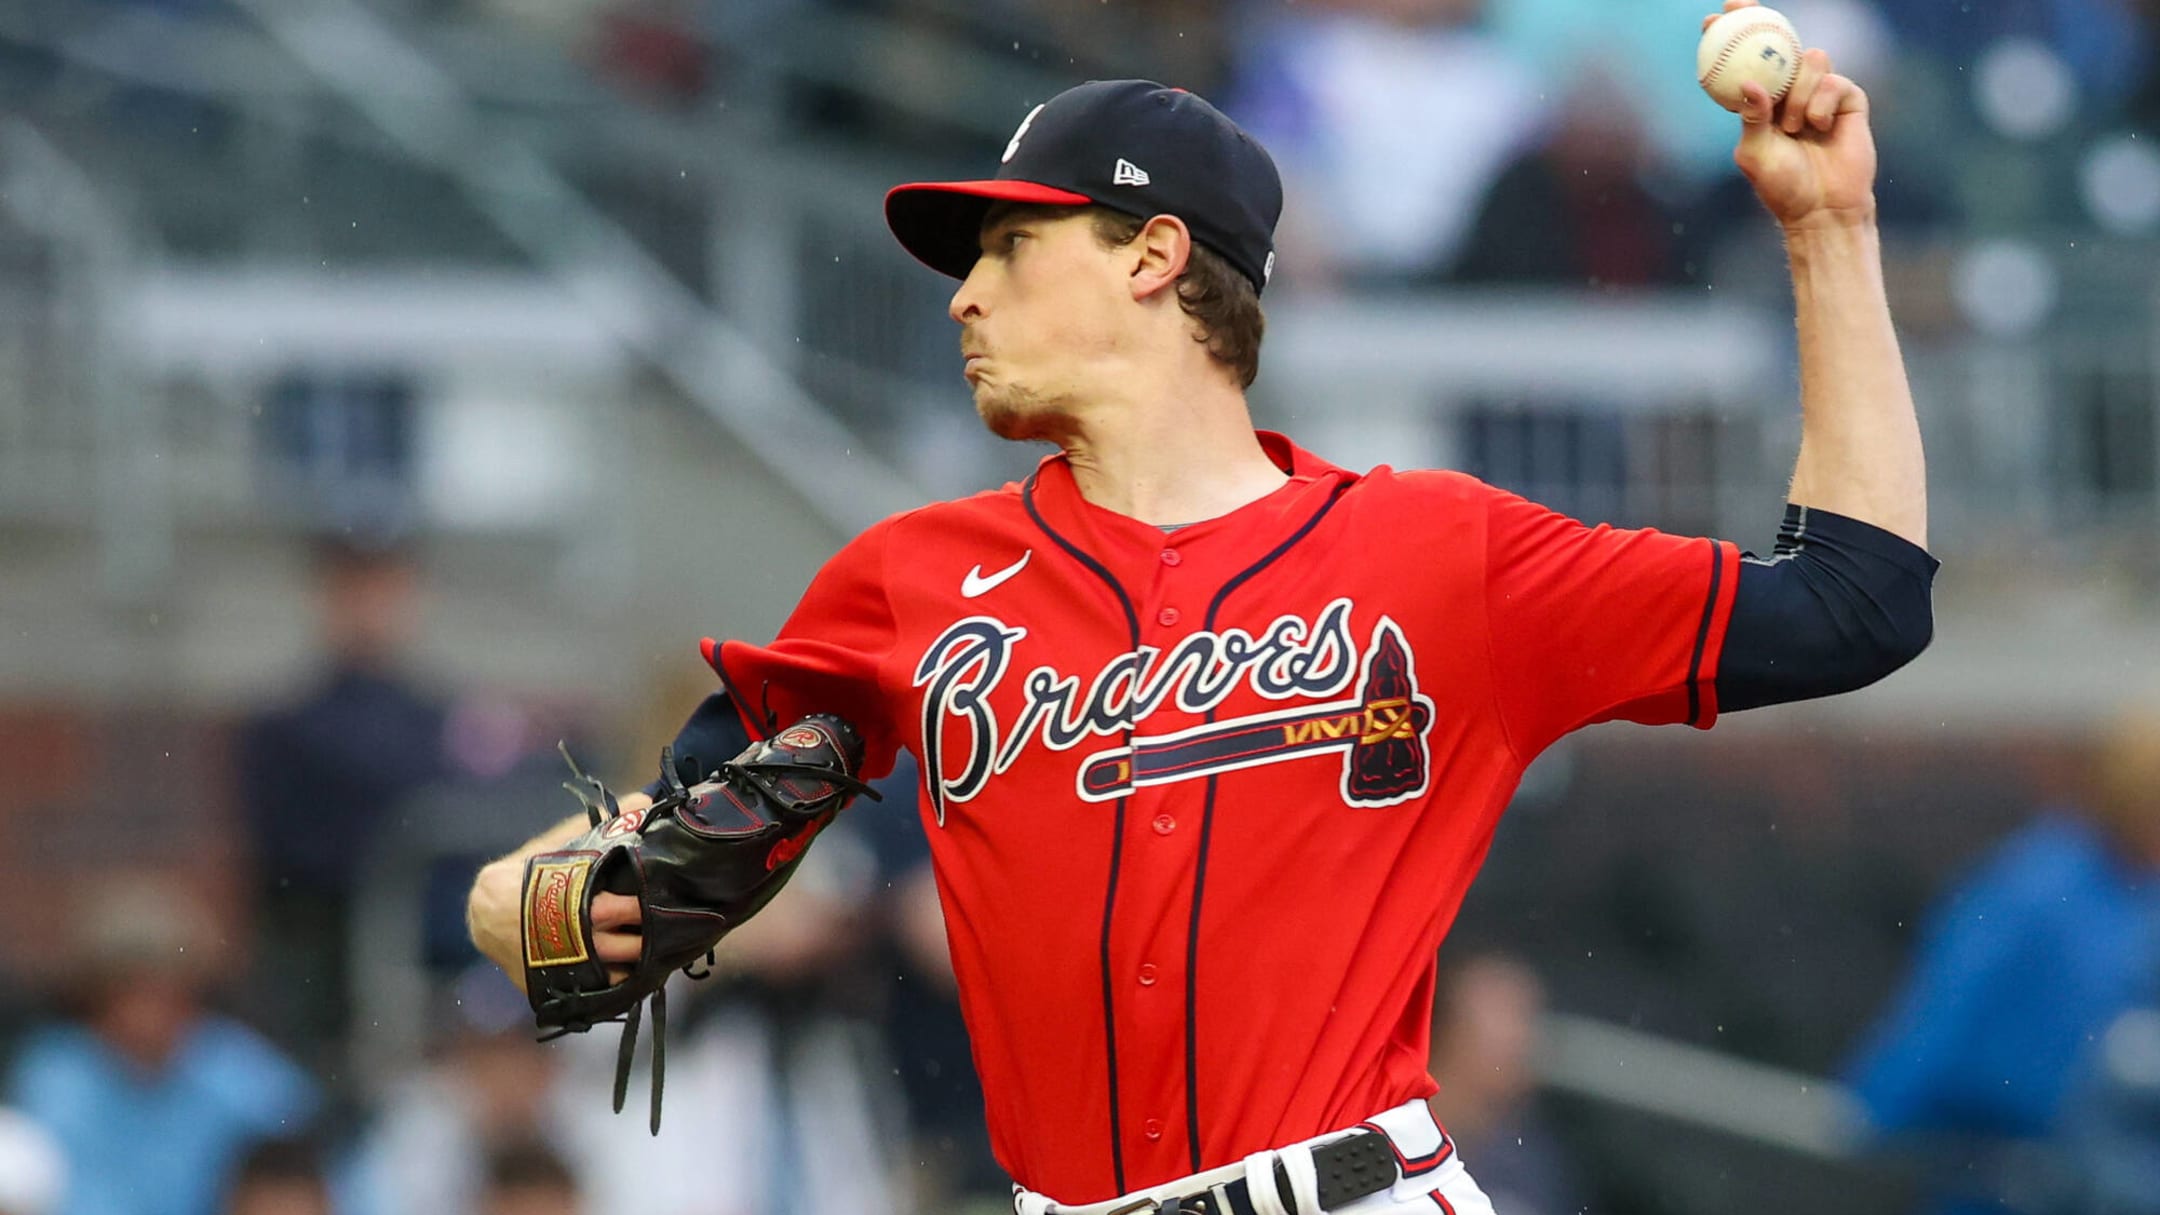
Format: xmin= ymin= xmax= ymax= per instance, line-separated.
xmin=704 ymin=432 xmax=1740 ymax=1204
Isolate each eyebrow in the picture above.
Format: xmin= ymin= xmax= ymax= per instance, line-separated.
xmin=978 ymin=203 xmax=1072 ymax=250
xmin=978 ymin=216 xmax=1027 ymax=254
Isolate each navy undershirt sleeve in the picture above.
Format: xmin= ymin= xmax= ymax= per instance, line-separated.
xmin=640 ymin=692 xmax=755 ymax=798
xmin=1716 ymin=504 xmax=1939 ymax=712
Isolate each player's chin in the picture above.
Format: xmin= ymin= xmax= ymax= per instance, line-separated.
xmin=974 ymin=389 xmax=1027 ymax=440
xmin=976 ymin=391 xmax=1071 ymax=444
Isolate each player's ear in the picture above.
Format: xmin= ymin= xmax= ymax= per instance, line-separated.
xmin=1129 ymin=215 xmax=1191 ymax=302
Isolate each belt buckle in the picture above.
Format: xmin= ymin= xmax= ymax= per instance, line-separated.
xmin=1102 ymin=1200 xmax=1161 ymax=1215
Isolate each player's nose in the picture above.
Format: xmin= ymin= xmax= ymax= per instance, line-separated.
xmin=949 ymin=263 xmax=988 ymax=324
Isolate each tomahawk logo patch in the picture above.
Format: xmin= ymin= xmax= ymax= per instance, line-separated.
xmin=1076 ymin=619 xmax=1434 ymax=806
xmin=913 ymin=600 xmax=1435 ymax=821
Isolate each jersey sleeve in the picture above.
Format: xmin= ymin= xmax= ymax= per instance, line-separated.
xmin=703 ymin=517 xmax=904 ymax=780
xmin=1480 ymin=483 xmax=1741 ymax=759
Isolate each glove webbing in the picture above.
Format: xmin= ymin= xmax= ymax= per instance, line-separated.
xmin=542 ymin=742 xmax=881 ymax=1135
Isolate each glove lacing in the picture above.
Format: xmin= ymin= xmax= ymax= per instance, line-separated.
xmin=541 ymin=742 xmax=880 ymax=1135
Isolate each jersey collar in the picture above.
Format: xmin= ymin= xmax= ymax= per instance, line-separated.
xmin=1255 ymin=429 xmax=1346 ymax=479
xmin=1022 ymin=431 xmax=1354 ymax=553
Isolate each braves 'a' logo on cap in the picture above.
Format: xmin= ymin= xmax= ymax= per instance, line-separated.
xmin=1002 ymin=104 xmax=1045 ymax=165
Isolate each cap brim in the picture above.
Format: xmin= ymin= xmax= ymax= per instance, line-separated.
xmin=885 ymin=180 xmax=1094 ymax=280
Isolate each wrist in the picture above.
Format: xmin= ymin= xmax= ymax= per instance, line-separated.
xmin=469 ymin=858 xmax=530 ymax=987
xmin=1781 ymin=204 xmax=1879 ymax=237
xmin=1781 ymin=213 xmax=1883 ymax=274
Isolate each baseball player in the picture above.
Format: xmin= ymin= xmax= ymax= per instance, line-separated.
xmin=467 ymin=3 xmax=1937 ymax=1210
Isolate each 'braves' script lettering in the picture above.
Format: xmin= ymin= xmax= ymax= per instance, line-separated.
xmin=914 ymin=600 xmax=1379 ymax=823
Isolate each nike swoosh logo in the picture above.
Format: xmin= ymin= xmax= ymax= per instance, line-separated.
xmin=961 ymin=551 xmax=1031 ymax=598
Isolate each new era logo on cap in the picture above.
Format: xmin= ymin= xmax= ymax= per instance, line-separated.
xmin=884 ymin=80 xmax=1285 ymax=294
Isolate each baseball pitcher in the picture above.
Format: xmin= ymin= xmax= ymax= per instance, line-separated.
xmin=466 ymin=4 xmax=1936 ymax=1210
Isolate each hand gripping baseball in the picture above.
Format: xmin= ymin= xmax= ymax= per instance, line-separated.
xmin=1709 ymin=0 xmax=1877 ymax=227
xmin=519 ymin=714 xmax=881 ymax=1132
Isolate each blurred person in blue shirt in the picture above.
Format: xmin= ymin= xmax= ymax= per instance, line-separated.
xmin=5 ymin=886 xmax=319 ymax=1215
xmin=1844 ymin=715 xmax=2160 ymax=1215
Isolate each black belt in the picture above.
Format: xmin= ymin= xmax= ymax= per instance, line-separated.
xmin=1107 ymin=1129 xmax=1399 ymax=1215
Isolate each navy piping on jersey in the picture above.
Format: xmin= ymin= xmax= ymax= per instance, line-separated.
xmin=1023 ymin=470 xmax=1142 ymax=1196
xmin=1186 ymin=482 xmax=1349 ymax=1170
xmin=1683 ymin=539 xmax=1724 ymax=727
xmin=711 ymin=646 xmax=774 ymax=740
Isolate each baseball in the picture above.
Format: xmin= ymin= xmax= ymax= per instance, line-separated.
xmin=1697 ymin=5 xmax=1804 ymax=112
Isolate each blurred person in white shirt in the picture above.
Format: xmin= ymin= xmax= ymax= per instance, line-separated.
xmin=0 ymin=1110 xmax=64 ymax=1215
xmin=1230 ymin=0 xmax=1544 ymax=286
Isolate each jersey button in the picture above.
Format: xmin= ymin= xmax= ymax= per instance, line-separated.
xmin=1143 ymin=1118 xmax=1164 ymax=1141
xmin=1152 ymin=814 xmax=1176 ymax=835
xmin=1160 ymin=549 xmax=1182 ymax=567
xmin=1157 ymin=607 xmax=1181 ymax=627
xmin=1138 ymin=963 xmax=1158 ymax=986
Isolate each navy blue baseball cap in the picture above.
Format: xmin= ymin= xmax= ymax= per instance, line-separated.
xmin=885 ymin=80 xmax=1284 ymax=293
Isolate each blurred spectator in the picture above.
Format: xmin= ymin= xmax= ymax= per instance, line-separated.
xmin=220 ymin=1140 xmax=330 ymax=1215
xmin=471 ymin=0 xmax=616 ymax=52
xmin=1448 ymin=66 xmax=1690 ymax=288
xmin=239 ymin=534 xmax=451 ymax=1068
xmin=1230 ymin=0 xmax=1543 ymax=286
xmin=0 ymin=1110 xmax=64 ymax=1215
xmin=477 ymin=1140 xmax=581 ymax=1215
xmin=1844 ymin=715 xmax=2160 ymax=1215
xmin=1483 ymin=0 xmax=1750 ymax=188
xmin=854 ymin=756 xmax=1004 ymax=1213
xmin=595 ymin=0 xmax=710 ymax=106
xmin=1881 ymin=0 xmax=2147 ymax=118
xmin=5 ymin=885 xmax=319 ymax=1215
xmin=538 ymin=821 xmax=910 ymax=1215
xmin=2053 ymin=1002 xmax=2160 ymax=1215
xmin=353 ymin=966 xmax=572 ymax=1215
xmin=1427 ymin=953 xmax=1585 ymax=1215
xmin=878 ymin=859 xmax=1002 ymax=1210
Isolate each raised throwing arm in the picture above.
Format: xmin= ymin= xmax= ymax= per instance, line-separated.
xmin=1717 ymin=0 xmax=1926 ymax=547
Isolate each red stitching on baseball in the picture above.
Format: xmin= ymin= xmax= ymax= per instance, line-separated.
xmin=1700 ymin=17 xmax=1800 ymax=90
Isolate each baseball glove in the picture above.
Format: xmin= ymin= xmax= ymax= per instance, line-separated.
xmin=520 ymin=714 xmax=880 ymax=1131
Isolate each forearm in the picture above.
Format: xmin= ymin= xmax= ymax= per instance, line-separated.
xmin=1783 ymin=216 xmax=1927 ymax=549
xmin=467 ymin=794 xmax=653 ymax=987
